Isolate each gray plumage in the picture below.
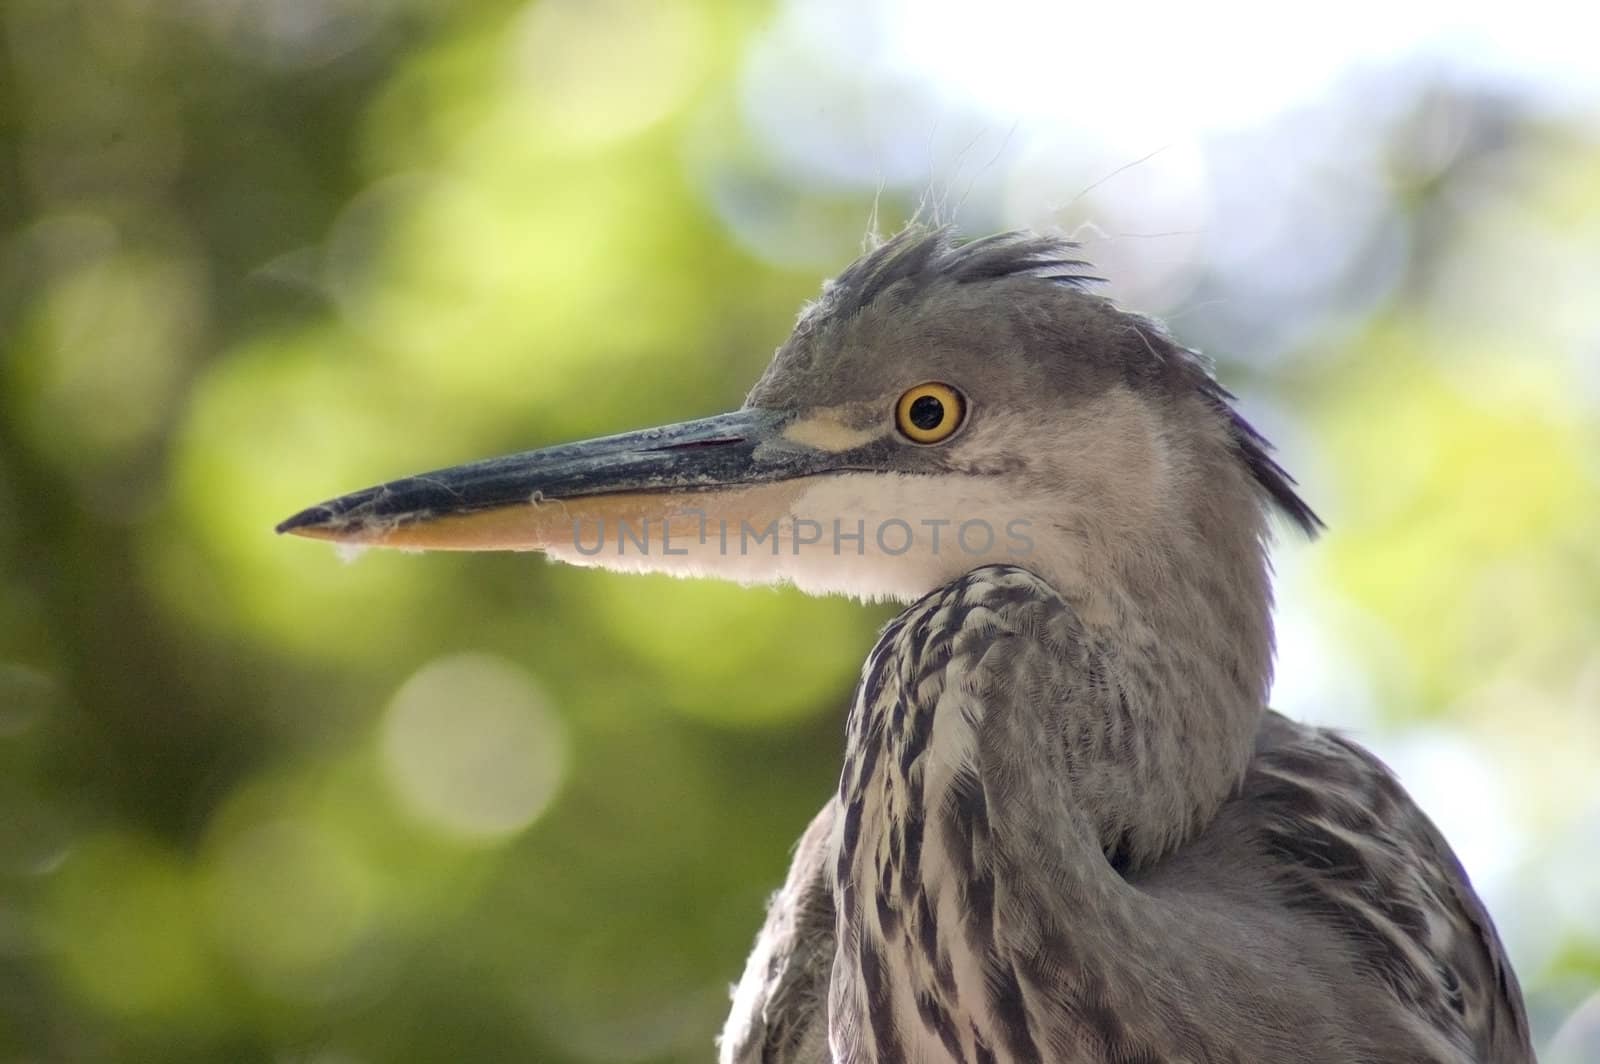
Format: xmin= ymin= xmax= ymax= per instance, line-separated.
xmin=718 ymin=229 xmax=1531 ymax=1064
xmin=274 ymin=224 xmax=1532 ymax=1064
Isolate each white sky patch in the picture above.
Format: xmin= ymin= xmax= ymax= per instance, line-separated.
xmin=1267 ymin=597 xmax=1377 ymax=732
xmin=881 ymin=0 xmax=1600 ymax=140
xmin=736 ymin=0 xmax=1599 ymax=284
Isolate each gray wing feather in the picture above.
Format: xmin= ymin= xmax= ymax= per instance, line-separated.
xmin=1249 ymin=716 xmax=1533 ymax=1061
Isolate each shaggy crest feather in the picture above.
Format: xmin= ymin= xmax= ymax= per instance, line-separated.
xmin=795 ymin=226 xmax=1323 ymax=538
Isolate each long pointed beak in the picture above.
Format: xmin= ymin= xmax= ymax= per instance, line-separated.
xmin=276 ymin=409 xmax=842 ymax=552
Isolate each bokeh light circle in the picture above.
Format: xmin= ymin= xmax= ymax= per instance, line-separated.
xmin=379 ymin=653 xmax=567 ymax=842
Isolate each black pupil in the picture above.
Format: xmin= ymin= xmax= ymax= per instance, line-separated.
xmin=909 ymin=395 xmax=945 ymax=431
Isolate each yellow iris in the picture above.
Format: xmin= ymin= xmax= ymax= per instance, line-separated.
xmin=895 ymin=383 xmax=965 ymax=444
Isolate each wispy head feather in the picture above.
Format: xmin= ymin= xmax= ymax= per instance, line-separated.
xmin=811 ymin=226 xmax=1322 ymax=537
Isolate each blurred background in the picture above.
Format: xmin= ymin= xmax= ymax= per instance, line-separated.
xmin=1 ymin=0 xmax=1597 ymax=1060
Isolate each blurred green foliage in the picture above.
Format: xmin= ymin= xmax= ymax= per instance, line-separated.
xmin=1 ymin=0 xmax=1597 ymax=1061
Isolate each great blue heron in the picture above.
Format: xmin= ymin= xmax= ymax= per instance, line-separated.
xmin=279 ymin=228 xmax=1533 ymax=1063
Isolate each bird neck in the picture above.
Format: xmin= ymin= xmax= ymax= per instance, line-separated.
xmin=1034 ymin=504 xmax=1276 ymax=867
xmin=829 ymin=556 xmax=1276 ymax=1060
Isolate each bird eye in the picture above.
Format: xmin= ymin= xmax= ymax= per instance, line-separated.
xmin=895 ymin=382 xmax=965 ymax=444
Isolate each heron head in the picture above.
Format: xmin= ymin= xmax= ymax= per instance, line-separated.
xmin=279 ymin=227 xmax=1318 ymax=602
